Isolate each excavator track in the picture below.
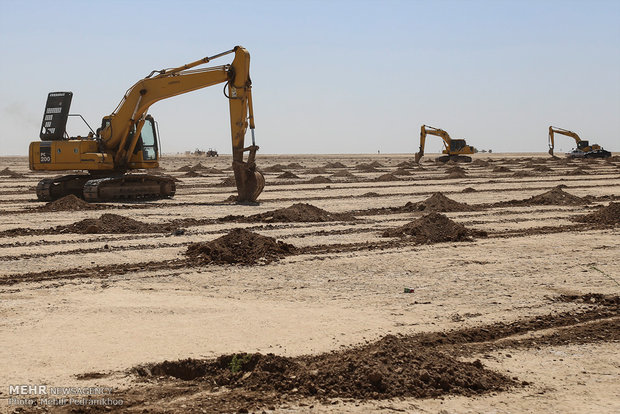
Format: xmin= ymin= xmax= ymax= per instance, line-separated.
xmin=83 ymin=174 xmax=176 ymax=202
xmin=435 ymin=155 xmax=472 ymax=163
xmin=35 ymin=174 xmax=175 ymax=202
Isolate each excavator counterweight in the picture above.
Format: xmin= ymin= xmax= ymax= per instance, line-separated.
xmin=29 ymin=46 xmax=265 ymax=202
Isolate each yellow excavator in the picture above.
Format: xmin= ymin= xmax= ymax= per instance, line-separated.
xmin=29 ymin=46 xmax=265 ymax=202
xmin=548 ymin=126 xmax=611 ymax=159
xmin=414 ymin=125 xmax=474 ymax=163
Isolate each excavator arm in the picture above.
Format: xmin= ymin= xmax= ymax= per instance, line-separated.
xmin=98 ymin=46 xmax=263 ymax=201
xmin=414 ymin=125 xmax=451 ymax=163
xmin=548 ymin=126 xmax=582 ymax=156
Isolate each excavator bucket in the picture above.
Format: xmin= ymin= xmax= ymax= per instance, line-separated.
xmin=233 ymin=162 xmax=265 ymax=202
xmin=548 ymin=148 xmax=554 ymax=156
xmin=414 ymin=152 xmax=423 ymax=164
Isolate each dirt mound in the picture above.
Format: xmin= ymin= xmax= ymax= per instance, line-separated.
xmin=141 ymin=333 xmax=512 ymax=403
xmin=362 ymin=191 xmax=381 ymax=197
xmin=445 ymin=166 xmax=465 ymax=174
xmin=307 ymin=176 xmax=332 ymax=184
xmin=0 ymin=167 xmax=24 ymax=178
xmin=398 ymin=192 xmax=476 ymax=212
xmin=183 ymin=170 xmax=202 ymax=177
xmin=192 ymin=163 xmax=208 ymax=170
xmin=215 ymin=176 xmax=237 ymax=187
xmin=306 ymin=167 xmax=329 ymax=174
xmin=324 ymin=161 xmax=347 ymax=168
xmin=572 ymin=202 xmax=620 ymax=225
xmin=331 ymin=170 xmax=358 ymax=178
xmin=566 ymin=168 xmax=589 ymax=175
xmin=369 ymin=161 xmax=384 ymax=168
xmin=382 ymin=212 xmax=486 ymax=242
xmin=397 ymin=161 xmax=415 ymax=169
xmin=512 ymin=171 xmax=533 ymax=178
xmin=248 ymin=203 xmax=356 ymax=223
xmin=175 ymin=165 xmax=192 ymax=172
xmin=498 ymin=186 xmax=586 ymax=207
xmin=374 ymin=173 xmax=400 ymax=182
xmin=262 ymin=165 xmax=286 ymax=173
xmin=285 ymin=162 xmax=304 ymax=169
xmin=277 ymin=171 xmax=299 ymax=179
xmin=356 ymin=163 xmax=380 ymax=172
xmin=59 ymin=213 xmax=175 ymax=234
xmin=38 ymin=194 xmax=100 ymax=212
xmin=204 ymin=167 xmax=224 ymax=174
xmin=471 ymin=159 xmax=490 ymax=167
xmin=492 ymin=166 xmax=512 ymax=172
xmin=447 ymin=171 xmax=467 ymax=179
xmin=392 ymin=168 xmax=412 ymax=176
xmin=533 ymin=165 xmax=552 ymax=172
xmin=525 ymin=186 xmax=585 ymax=205
xmin=186 ymin=228 xmax=296 ymax=265
xmin=462 ymin=187 xmax=477 ymax=193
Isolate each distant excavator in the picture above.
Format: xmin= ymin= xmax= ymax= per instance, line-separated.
xmin=29 ymin=46 xmax=264 ymax=202
xmin=548 ymin=126 xmax=611 ymax=159
xmin=414 ymin=125 xmax=474 ymax=163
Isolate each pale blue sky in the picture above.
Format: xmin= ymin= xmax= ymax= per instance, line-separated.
xmin=1 ymin=0 xmax=618 ymax=155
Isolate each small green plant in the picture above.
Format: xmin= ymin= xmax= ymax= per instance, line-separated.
xmin=229 ymin=353 xmax=252 ymax=373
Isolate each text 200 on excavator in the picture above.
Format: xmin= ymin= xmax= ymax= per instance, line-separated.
xmin=29 ymin=46 xmax=265 ymax=202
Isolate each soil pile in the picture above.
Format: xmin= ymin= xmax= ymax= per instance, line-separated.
xmin=192 ymin=163 xmax=208 ymax=170
xmin=183 ymin=170 xmax=202 ymax=177
xmin=566 ymin=168 xmax=589 ymax=175
xmin=393 ymin=168 xmax=412 ymax=176
xmin=397 ymin=161 xmax=415 ymax=169
xmin=285 ymin=162 xmax=304 ymax=169
xmin=462 ymin=187 xmax=477 ymax=193
xmin=356 ymin=163 xmax=380 ymax=172
xmin=362 ymin=191 xmax=381 ymax=197
xmin=512 ymin=171 xmax=533 ymax=178
xmin=472 ymin=159 xmax=490 ymax=167
xmin=492 ymin=166 xmax=512 ymax=173
xmin=215 ymin=176 xmax=237 ymax=187
xmin=374 ymin=173 xmax=400 ymax=182
xmin=186 ymin=228 xmax=296 ymax=265
xmin=277 ymin=171 xmax=299 ymax=179
xmin=59 ymin=213 xmax=175 ymax=234
xmin=447 ymin=171 xmax=467 ymax=179
xmin=307 ymin=176 xmax=332 ymax=184
xmin=572 ymin=202 xmax=620 ymax=225
xmin=141 ymin=334 xmax=512 ymax=403
xmin=399 ymin=192 xmax=476 ymax=212
xmin=175 ymin=165 xmax=192 ymax=172
xmin=248 ymin=203 xmax=356 ymax=223
xmin=324 ymin=161 xmax=347 ymax=168
xmin=525 ymin=186 xmax=585 ymax=205
xmin=204 ymin=167 xmax=224 ymax=174
xmin=306 ymin=167 xmax=329 ymax=174
xmin=0 ymin=167 xmax=24 ymax=178
xmin=38 ymin=194 xmax=100 ymax=212
xmin=383 ymin=212 xmax=486 ymax=242
xmin=533 ymin=165 xmax=552 ymax=172
xmin=446 ymin=166 xmax=466 ymax=174
xmin=369 ymin=161 xmax=384 ymax=168
xmin=262 ymin=165 xmax=285 ymax=173
xmin=331 ymin=170 xmax=357 ymax=178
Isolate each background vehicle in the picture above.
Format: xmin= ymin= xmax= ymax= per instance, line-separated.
xmin=414 ymin=125 xmax=474 ymax=163
xmin=548 ymin=126 xmax=611 ymax=159
xmin=29 ymin=46 xmax=264 ymax=202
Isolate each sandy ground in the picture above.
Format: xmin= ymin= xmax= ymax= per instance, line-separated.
xmin=0 ymin=152 xmax=618 ymax=413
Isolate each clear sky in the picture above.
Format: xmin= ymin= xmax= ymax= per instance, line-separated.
xmin=1 ymin=0 xmax=618 ymax=155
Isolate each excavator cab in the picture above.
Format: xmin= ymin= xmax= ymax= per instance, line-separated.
xmin=577 ymin=141 xmax=590 ymax=150
xmin=449 ymin=139 xmax=468 ymax=152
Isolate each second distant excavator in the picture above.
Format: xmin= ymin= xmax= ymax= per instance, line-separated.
xmin=548 ymin=126 xmax=611 ymax=159
xmin=28 ymin=46 xmax=264 ymax=202
xmin=414 ymin=125 xmax=474 ymax=163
